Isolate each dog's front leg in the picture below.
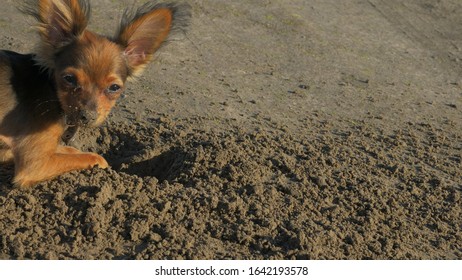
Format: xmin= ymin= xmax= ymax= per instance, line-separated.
xmin=14 ymin=148 xmax=108 ymax=188
xmin=57 ymin=145 xmax=84 ymax=154
xmin=12 ymin=125 xmax=108 ymax=188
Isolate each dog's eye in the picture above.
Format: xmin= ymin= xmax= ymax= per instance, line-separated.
xmin=107 ymin=84 xmax=121 ymax=93
xmin=63 ymin=74 xmax=78 ymax=87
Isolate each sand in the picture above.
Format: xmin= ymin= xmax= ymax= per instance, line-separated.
xmin=0 ymin=0 xmax=461 ymax=259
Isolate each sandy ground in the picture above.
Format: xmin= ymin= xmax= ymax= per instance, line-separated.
xmin=0 ymin=0 xmax=461 ymax=259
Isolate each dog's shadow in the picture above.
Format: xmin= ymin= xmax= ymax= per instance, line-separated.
xmin=101 ymin=132 xmax=192 ymax=183
xmin=115 ymin=148 xmax=190 ymax=182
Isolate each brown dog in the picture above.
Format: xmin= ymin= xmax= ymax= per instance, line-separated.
xmin=0 ymin=0 xmax=190 ymax=187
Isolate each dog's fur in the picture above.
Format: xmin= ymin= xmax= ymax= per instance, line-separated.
xmin=0 ymin=0 xmax=190 ymax=187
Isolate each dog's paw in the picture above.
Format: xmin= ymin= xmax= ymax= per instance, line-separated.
xmin=87 ymin=153 xmax=109 ymax=169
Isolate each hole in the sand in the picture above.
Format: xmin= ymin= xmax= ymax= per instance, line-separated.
xmin=117 ymin=148 xmax=192 ymax=182
xmin=71 ymin=124 xmax=194 ymax=183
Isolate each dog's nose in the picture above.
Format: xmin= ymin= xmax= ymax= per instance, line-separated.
xmin=78 ymin=110 xmax=97 ymax=125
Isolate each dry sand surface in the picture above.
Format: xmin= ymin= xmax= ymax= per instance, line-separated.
xmin=0 ymin=0 xmax=461 ymax=259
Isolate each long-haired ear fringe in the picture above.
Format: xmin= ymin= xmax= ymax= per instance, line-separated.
xmin=115 ymin=1 xmax=191 ymax=49
xmin=20 ymin=0 xmax=91 ymax=69
xmin=20 ymin=0 xmax=91 ymax=41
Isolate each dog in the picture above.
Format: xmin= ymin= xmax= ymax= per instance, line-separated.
xmin=0 ymin=0 xmax=190 ymax=187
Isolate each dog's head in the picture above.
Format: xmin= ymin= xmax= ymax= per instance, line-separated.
xmin=23 ymin=0 xmax=190 ymax=127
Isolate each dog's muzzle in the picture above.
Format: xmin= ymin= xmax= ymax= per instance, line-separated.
xmin=65 ymin=110 xmax=98 ymax=127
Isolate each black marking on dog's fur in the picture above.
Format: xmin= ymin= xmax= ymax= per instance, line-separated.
xmin=0 ymin=51 xmax=62 ymax=137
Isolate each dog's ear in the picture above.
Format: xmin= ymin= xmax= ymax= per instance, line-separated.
xmin=115 ymin=2 xmax=190 ymax=77
xmin=23 ymin=0 xmax=90 ymax=48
